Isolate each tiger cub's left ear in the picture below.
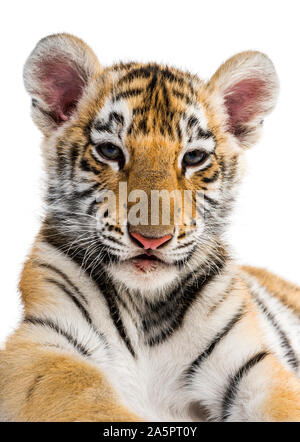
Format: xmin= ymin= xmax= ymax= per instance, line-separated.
xmin=24 ymin=33 xmax=102 ymax=135
xmin=209 ymin=51 xmax=279 ymax=148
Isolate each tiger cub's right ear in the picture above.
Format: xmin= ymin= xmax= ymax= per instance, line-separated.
xmin=23 ymin=33 xmax=102 ymax=135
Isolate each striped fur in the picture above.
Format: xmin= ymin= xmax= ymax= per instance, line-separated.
xmin=1 ymin=34 xmax=300 ymax=422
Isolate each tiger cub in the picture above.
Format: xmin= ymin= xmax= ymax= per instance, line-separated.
xmin=0 ymin=33 xmax=300 ymax=422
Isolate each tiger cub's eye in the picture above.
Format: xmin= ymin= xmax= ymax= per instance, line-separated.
xmin=182 ymin=149 xmax=209 ymax=167
xmin=96 ymin=142 xmax=123 ymax=161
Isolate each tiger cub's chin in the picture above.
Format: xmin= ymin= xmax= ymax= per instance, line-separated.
xmin=109 ymin=260 xmax=179 ymax=292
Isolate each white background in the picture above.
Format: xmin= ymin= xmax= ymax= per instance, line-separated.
xmin=1 ymin=0 xmax=300 ymax=345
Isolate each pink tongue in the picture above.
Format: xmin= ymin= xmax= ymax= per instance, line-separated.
xmin=133 ymin=258 xmax=157 ymax=272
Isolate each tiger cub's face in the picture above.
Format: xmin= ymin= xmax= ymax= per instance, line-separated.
xmin=24 ymin=34 xmax=278 ymax=292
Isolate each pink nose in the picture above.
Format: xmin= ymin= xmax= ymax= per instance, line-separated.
xmin=130 ymin=232 xmax=172 ymax=250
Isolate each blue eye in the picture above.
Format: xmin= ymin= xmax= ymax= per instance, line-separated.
xmin=96 ymin=142 xmax=124 ymax=162
xmin=182 ymin=150 xmax=208 ymax=167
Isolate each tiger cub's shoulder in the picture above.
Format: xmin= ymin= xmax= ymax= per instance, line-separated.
xmin=241 ymin=265 xmax=300 ymax=315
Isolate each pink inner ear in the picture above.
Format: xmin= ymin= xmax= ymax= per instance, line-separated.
xmin=39 ymin=57 xmax=85 ymax=124
xmin=224 ymin=78 xmax=267 ymax=135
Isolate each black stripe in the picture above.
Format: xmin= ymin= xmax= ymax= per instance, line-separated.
xmin=186 ymin=116 xmax=214 ymax=141
xmin=197 ymin=127 xmax=214 ymax=140
xmin=187 ymin=116 xmax=198 ymax=129
xmin=44 ymin=278 xmax=92 ymax=325
xmin=144 ymin=250 xmax=227 ymax=346
xmin=104 ymin=244 xmax=124 ymax=254
xmin=117 ymin=67 xmax=152 ymax=86
xmin=177 ymin=230 xmax=193 ymax=240
xmin=93 ymin=122 xmax=113 ymax=133
xmin=202 ymin=170 xmax=220 ymax=184
xmin=69 ymin=144 xmax=79 ymax=179
xmin=79 ymin=158 xmax=100 ymax=176
xmin=153 ymin=90 xmax=159 ymax=108
xmin=203 ymin=194 xmax=219 ymax=208
xmin=72 ymin=183 xmax=99 ymax=199
xmin=101 ymin=234 xmax=125 ymax=247
xmin=176 ymin=240 xmax=195 ymax=250
xmin=253 ymin=295 xmax=298 ymax=370
xmin=114 ymin=88 xmax=144 ymax=101
xmin=172 ymin=89 xmax=192 ymax=104
xmin=161 ymin=82 xmax=170 ymax=109
xmin=95 ymin=273 xmax=136 ymax=357
xmin=56 ymin=140 xmax=67 ymax=175
xmin=141 ymin=272 xmax=206 ymax=335
xmin=186 ymin=307 xmax=244 ymax=380
xmin=196 ymin=204 xmax=205 ymax=220
xmin=112 ymin=289 xmax=140 ymax=330
xmin=160 ymin=68 xmax=185 ymax=86
xmin=222 ymin=351 xmax=269 ymax=421
xmin=36 ymin=262 xmax=87 ymax=304
xmin=133 ymin=105 xmax=150 ymax=115
xmin=112 ymin=62 xmax=137 ymax=72
xmin=44 ymin=277 xmax=107 ymax=345
xmin=145 ymin=69 xmax=158 ymax=95
xmin=70 ymin=144 xmax=79 ymax=166
xmin=86 ymin=199 xmax=98 ymax=215
xmin=192 ymin=163 xmax=214 ymax=177
xmin=27 ymin=375 xmax=44 ymax=400
xmin=138 ymin=118 xmax=148 ymax=134
xmin=24 ymin=316 xmax=91 ymax=357
xmin=176 ymin=123 xmax=182 ymax=141
xmin=110 ymin=112 xmax=124 ymax=126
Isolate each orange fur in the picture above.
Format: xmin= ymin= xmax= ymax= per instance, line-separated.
xmin=0 ymin=335 xmax=140 ymax=422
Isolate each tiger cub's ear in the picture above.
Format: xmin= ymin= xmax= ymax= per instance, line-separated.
xmin=209 ymin=51 xmax=279 ymax=148
xmin=24 ymin=33 xmax=102 ymax=135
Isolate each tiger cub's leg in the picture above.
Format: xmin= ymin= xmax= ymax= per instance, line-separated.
xmin=0 ymin=333 xmax=140 ymax=422
xmin=222 ymin=353 xmax=300 ymax=422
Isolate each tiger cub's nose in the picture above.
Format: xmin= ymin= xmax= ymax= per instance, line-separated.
xmin=130 ymin=232 xmax=172 ymax=250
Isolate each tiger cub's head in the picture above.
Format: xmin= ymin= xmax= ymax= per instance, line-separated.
xmin=24 ymin=34 xmax=279 ymax=292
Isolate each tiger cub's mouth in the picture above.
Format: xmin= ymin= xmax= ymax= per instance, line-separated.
xmin=130 ymin=253 xmax=164 ymax=272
